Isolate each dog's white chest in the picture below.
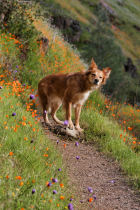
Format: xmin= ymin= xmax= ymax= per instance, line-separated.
xmin=76 ymin=91 xmax=91 ymax=106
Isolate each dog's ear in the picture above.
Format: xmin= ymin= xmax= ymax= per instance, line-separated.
xmin=102 ymin=67 xmax=111 ymax=84
xmin=103 ymin=67 xmax=111 ymax=78
xmin=88 ymin=58 xmax=97 ymax=70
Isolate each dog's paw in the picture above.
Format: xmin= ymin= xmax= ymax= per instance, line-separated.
xmin=68 ymin=121 xmax=75 ymax=130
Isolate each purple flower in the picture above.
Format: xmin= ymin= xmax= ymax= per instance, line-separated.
xmin=68 ymin=203 xmax=74 ymax=210
xmin=52 ymin=178 xmax=58 ymax=183
xmin=44 ymin=110 xmax=47 ymax=114
xmin=0 ymin=86 xmax=2 ymax=89
xmin=47 ymin=182 xmax=52 ymax=187
xmin=57 ymin=140 xmax=59 ymax=144
xmin=64 ymin=120 xmax=68 ymax=126
xmin=76 ymin=156 xmax=80 ymax=160
xmin=14 ymin=70 xmax=17 ymax=73
xmin=32 ymin=189 xmax=36 ymax=194
xmin=16 ymin=65 xmax=19 ymax=68
xmin=110 ymin=180 xmax=115 ymax=183
xmin=93 ymin=195 xmax=96 ymax=200
xmin=58 ymin=168 xmax=61 ymax=171
xmin=70 ymin=198 xmax=73 ymax=201
xmin=88 ymin=187 xmax=93 ymax=193
xmin=30 ymin=94 xmax=35 ymax=100
xmin=75 ymin=142 xmax=79 ymax=146
xmin=53 ymin=190 xmax=57 ymax=194
xmin=12 ymin=112 xmax=16 ymax=116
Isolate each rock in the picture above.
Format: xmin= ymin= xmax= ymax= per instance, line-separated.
xmin=124 ymin=58 xmax=137 ymax=78
xmin=52 ymin=15 xmax=82 ymax=43
xmin=133 ymin=25 xmax=140 ymax=32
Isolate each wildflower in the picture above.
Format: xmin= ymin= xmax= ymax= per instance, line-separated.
xmin=88 ymin=197 xmax=93 ymax=202
xmin=60 ymin=196 xmax=65 ymax=200
xmin=128 ymin=127 xmax=133 ymax=131
xmin=93 ymin=195 xmax=97 ymax=200
xmin=19 ymin=181 xmax=24 ymax=186
xmin=30 ymin=94 xmax=35 ymax=100
xmin=53 ymin=190 xmax=57 ymax=194
xmin=68 ymin=203 xmax=74 ymax=210
xmin=64 ymin=143 xmax=66 ymax=148
xmin=12 ymin=112 xmax=16 ymax=116
xmin=57 ymin=140 xmax=59 ymax=144
xmin=75 ymin=142 xmax=79 ymax=146
xmin=76 ymin=156 xmax=80 ymax=160
xmin=9 ymin=152 xmax=13 ymax=156
xmin=88 ymin=187 xmax=93 ymax=193
xmin=0 ymin=86 xmax=2 ymax=89
xmin=60 ymin=183 xmax=64 ymax=188
xmin=6 ymin=175 xmax=9 ymax=179
xmin=16 ymin=176 xmax=22 ymax=180
xmin=32 ymin=189 xmax=36 ymax=194
xmin=43 ymin=154 xmax=48 ymax=157
xmin=52 ymin=178 xmax=58 ymax=183
xmin=58 ymin=168 xmax=62 ymax=171
xmin=64 ymin=120 xmax=68 ymax=126
xmin=47 ymin=182 xmax=52 ymax=187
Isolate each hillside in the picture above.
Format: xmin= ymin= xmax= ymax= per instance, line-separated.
xmin=0 ymin=0 xmax=140 ymax=209
xmin=37 ymin=0 xmax=140 ymax=103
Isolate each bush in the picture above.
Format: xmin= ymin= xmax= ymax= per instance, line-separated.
xmin=0 ymin=0 xmax=39 ymax=41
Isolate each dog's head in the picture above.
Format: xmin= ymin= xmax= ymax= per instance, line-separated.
xmin=86 ymin=58 xmax=111 ymax=88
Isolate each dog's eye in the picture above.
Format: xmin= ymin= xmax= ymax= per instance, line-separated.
xmin=92 ymin=73 xmax=96 ymax=76
xmin=99 ymin=76 xmax=102 ymax=79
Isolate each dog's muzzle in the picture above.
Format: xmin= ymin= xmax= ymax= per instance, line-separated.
xmin=94 ymin=79 xmax=99 ymax=85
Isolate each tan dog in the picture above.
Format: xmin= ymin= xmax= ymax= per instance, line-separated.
xmin=38 ymin=59 xmax=111 ymax=132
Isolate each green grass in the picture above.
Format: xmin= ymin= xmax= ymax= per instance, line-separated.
xmin=0 ymin=81 xmax=70 ymax=209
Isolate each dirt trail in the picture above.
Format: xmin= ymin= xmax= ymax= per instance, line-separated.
xmin=42 ymin=120 xmax=140 ymax=210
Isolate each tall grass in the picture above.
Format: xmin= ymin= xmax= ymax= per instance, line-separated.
xmin=0 ymin=79 xmax=69 ymax=209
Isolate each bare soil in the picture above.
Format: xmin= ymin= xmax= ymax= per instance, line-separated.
xmin=41 ymin=119 xmax=140 ymax=210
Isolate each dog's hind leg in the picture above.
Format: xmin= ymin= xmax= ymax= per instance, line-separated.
xmin=39 ymin=94 xmax=50 ymax=124
xmin=51 ymin=101 xmax=63 ymax=125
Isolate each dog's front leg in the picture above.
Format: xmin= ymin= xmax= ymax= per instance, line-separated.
xmin=65 ymin=102 xmax=74 ymax=130
xmin=75 ymin=104 xmax=83 ymax=132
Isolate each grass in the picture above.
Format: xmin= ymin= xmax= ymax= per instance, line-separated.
xmin=0 ymin=79 xmax=70 ymax=209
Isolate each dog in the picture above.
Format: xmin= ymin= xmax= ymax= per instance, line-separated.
xmin=38 ymin=58 xmax=111 ymax=132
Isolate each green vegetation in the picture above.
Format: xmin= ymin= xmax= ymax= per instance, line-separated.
xmin=0 ymin=82 xmax=69 ymax=209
